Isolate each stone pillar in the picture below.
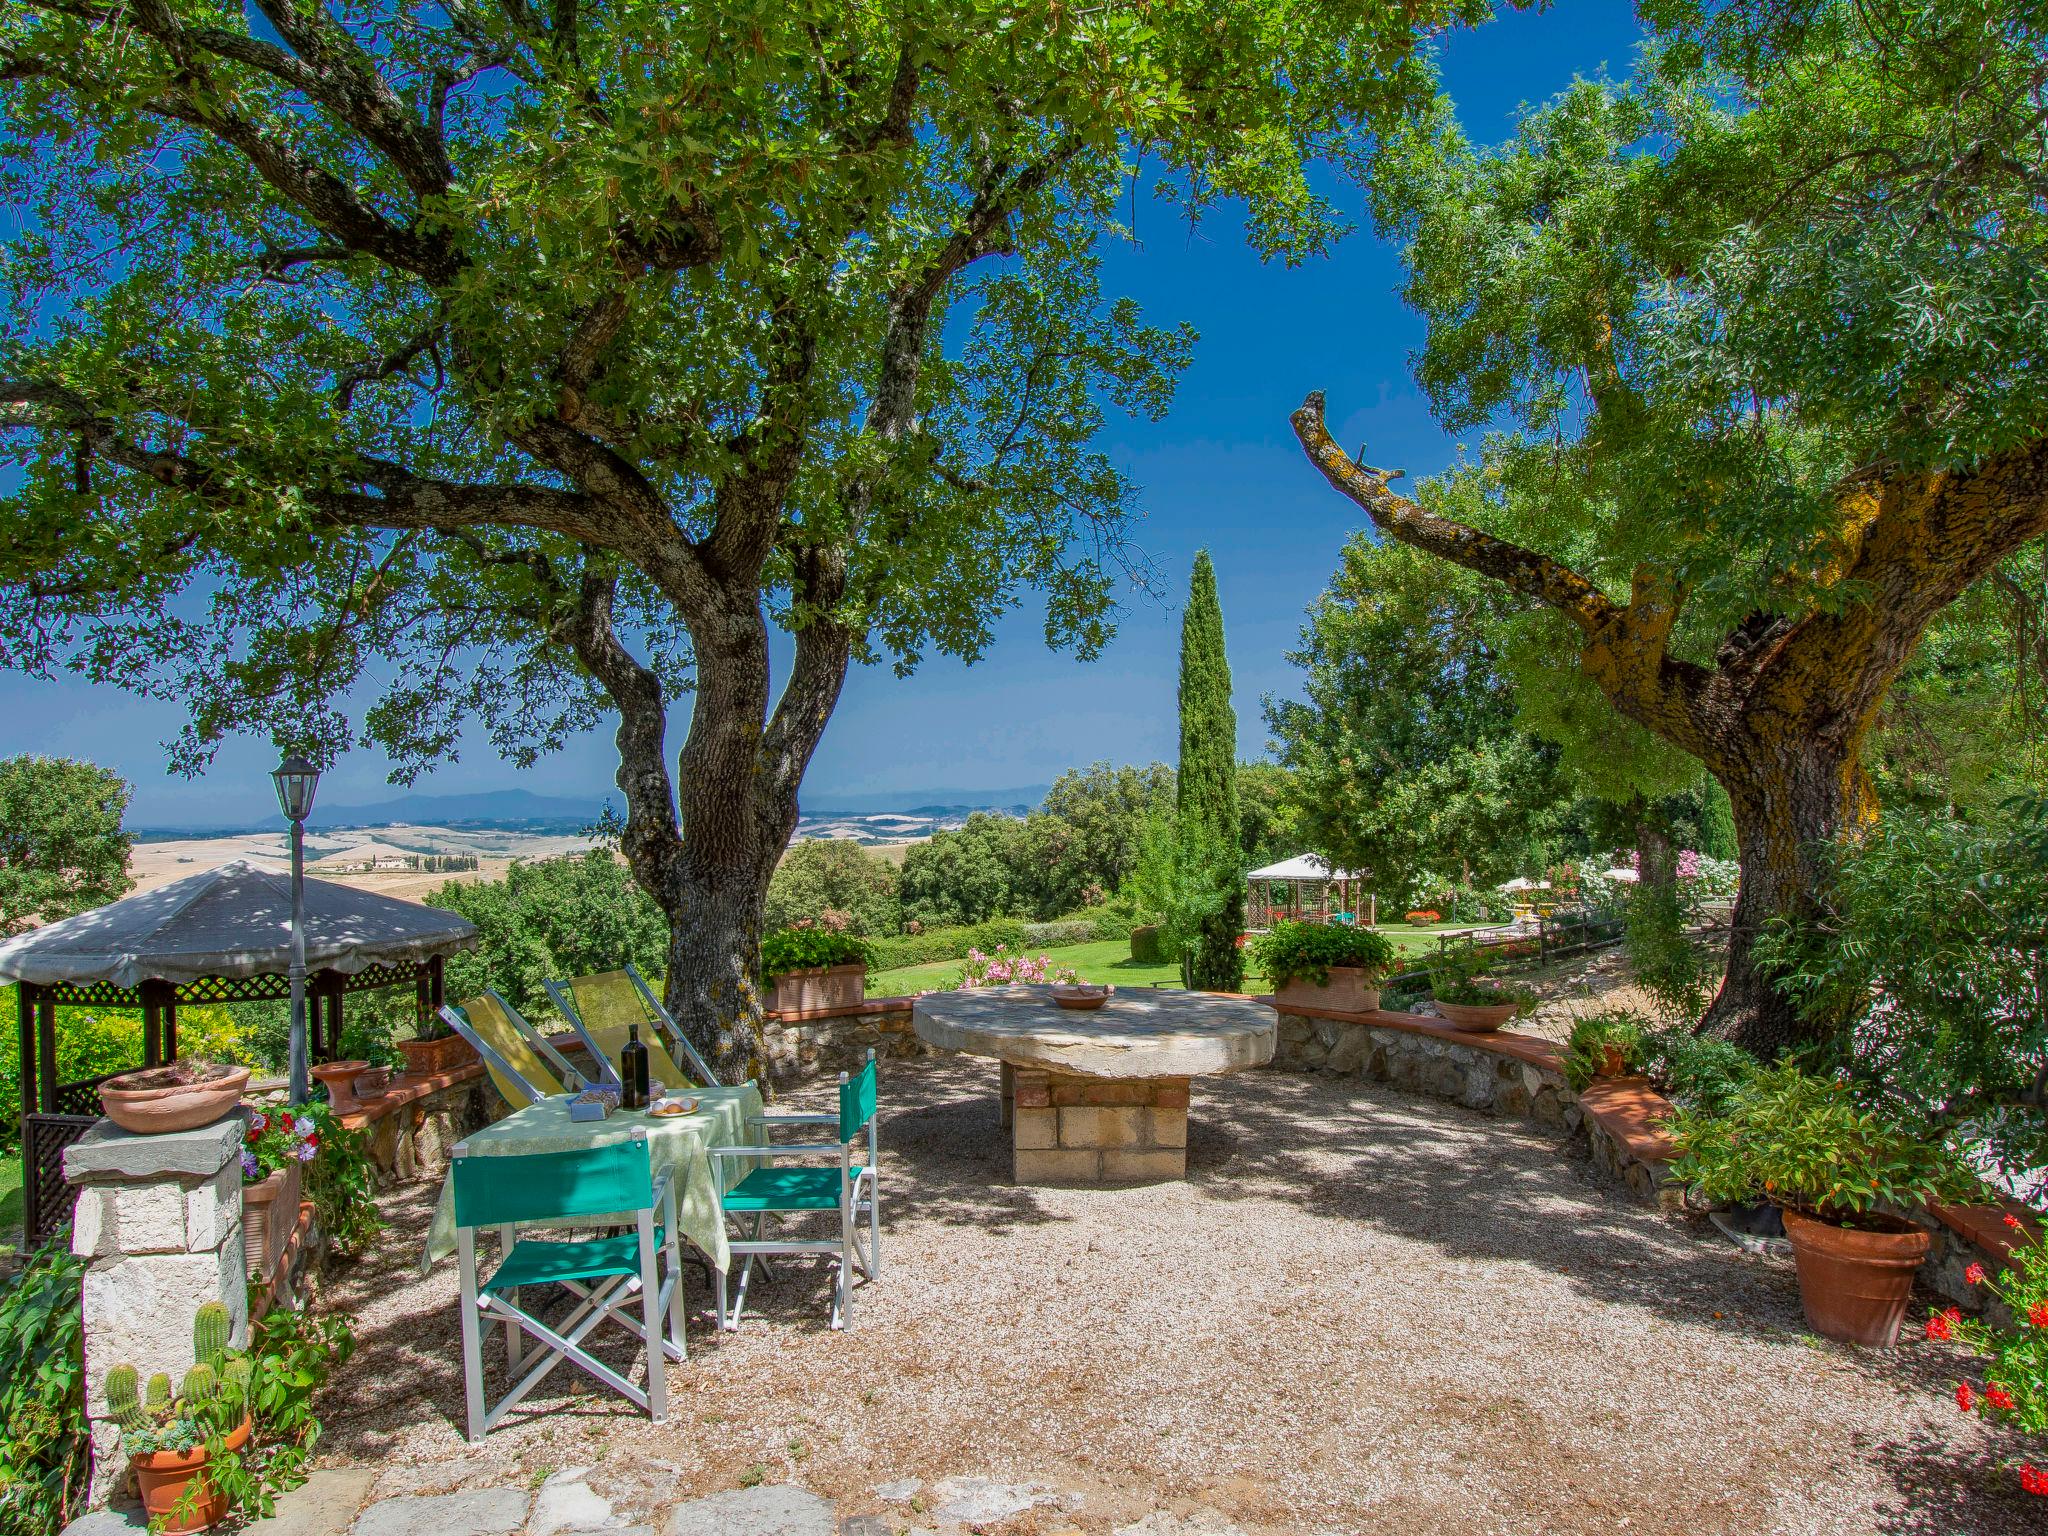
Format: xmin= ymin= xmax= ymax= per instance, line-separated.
xmin=65 ymin=1116 xmax=249 ymax=1508
xmin=1011 ymin=1070 xmax=1190 ymax=1183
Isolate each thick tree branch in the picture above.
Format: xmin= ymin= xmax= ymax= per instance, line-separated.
xmin=557 ymin=566 xmax=684 ymax=901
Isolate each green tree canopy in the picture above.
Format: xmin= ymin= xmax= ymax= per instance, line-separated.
xmin=1291 ymin=0 xmax=2048 ymax=1051
xmin=897 ymin=812 xmax=1020 ymax=929
xmin=0 ymin=755 xmax=132 ymax=935
xmin=0 ymin=0 xmax=1487 ymax=1073
xmin=425 ymin=851 xmax=667 ymax=1021
xmin=1039 ymin=760 xmax=1174 ymax=900
xmin=1266 ymin=537 xmax=1586 ymax=899
xmin=765 ymin=839 xmax=901 ymax=938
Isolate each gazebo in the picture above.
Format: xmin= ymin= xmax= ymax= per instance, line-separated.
xmin=1246 ymin=854 xmax=1374 ymax=929
xmin=1 ymin=859 xmax=477 ymax=1244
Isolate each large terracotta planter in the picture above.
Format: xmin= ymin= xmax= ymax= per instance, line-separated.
xmin=1432 ymin=999 xmax=1522 ymax=1033
xmin=99 ymin=1064 xmax=251 ymax=1135
xmin=397 ymin=1033 xmax=476 ymax=1079
xmin=309 ymin=1059 xmax=370 ymax=1116
xmin=1781 ymin=1207 xmax=1930 ymax=1346
xmin=242 ymin=1160 xmax=303 ymax=1283
xmin=1273 ymin=967 xmax=1383 ymax=1015
xmin=131 ymin=1414 xmax=252 ymax=1533
xmin=771 ymin=962 xmax=866 ymax=1015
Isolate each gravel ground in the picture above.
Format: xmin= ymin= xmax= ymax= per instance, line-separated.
xmin=313 ymin=1056 xmax=2037 ymax=1536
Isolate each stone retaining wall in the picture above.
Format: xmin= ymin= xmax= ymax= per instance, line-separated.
xmin=760 ymin=997 xmax=928 ymax=1086
xmin=338 ymin=1069 xmax=500 ymax=1186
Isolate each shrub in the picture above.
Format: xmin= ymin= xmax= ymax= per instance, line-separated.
xmin=1562 ymin=1007 xmax=1651 ymax=1091
xmin=759 ymin=926 xmax=873 ymax=978
xmin=957 ymin=949 xmax=1077 ymax=987
xmin=1247 ymin=921 xmax=1396 ymax=988
xmin=1623 ymin=878 xmax=1712 ymax=1023
xmin=0 ymin=1239 xmax=87 ymax=1535
xmin=1939 ymin=1219 xmax=2048 ymax=1491
xmin=1755 ymin=807 xmax=2048 ymax=1190
xmin=1642 ymin=1029 xmax=1758 ymax=1117
xmin=1129 ymin=924 xmax=1166 ymax=964
xmin=866 ymin=920 xmax=1027 ymax=974
xmin=1668 ymin=1064 xmax=1978 ymax=1219
xmin=1021 ymin=919 xmax=1096 ymax=948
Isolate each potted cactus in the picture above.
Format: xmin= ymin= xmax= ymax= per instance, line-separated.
xmin=105 ymin=1302 xmax=253 ymax=1533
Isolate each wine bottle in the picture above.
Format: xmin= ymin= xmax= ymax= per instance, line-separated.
xmin=620 ymin=1023 xmax=650 ymax=1110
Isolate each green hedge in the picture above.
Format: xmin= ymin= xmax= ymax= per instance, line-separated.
xmin=1129 ymin=924 xmax=1165 ymax=964
xmin=867 ymin=919 xmax=1029 ymax=972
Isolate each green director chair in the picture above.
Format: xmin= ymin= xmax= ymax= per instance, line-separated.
xmin=709 ymin=1050 xmax=880 ymax=1331
xmin=451 ymin=1132 xmax=685 ymax=1440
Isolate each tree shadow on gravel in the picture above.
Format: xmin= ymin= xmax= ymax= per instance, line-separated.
xmin=1866 ymin=1428 xmax=2042 ymax=1536
xmin=1186 ymin=1065 xmax=1963 ymax=1397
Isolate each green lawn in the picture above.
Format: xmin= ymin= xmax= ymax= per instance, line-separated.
xmin=0 ymin=1151 xmax=22 ymax=1255
xmin=867 ymin=923 xmax=1488 ymax=997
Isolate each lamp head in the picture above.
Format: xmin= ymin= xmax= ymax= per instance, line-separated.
xmin=271 ymin=754 xmax=320 ymax=823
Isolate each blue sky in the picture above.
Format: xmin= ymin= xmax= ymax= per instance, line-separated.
xmin=2 ymin=1 xmax=1645 ymax=825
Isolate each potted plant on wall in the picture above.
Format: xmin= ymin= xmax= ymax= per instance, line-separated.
xmin=1562 ymin=1008 xmax=1650 ymax=1090
xmin=762 ymin=924 xmax=873 ymax=1015
xmin=99 ymin=1059 xmax=252 ymax=1135
xmin=104 ymin=1302 xmax=253 ymax=1532
xmin=1249 ymin=921 xmax=1397 ymax=1013
xmin=239 ymin=1111 xmax=318 ymax=1286
xmin=1669 ymin=1064 xmax=1978 ymax=1346
xmin=1427 ymin=948 xmax=1537 ymax=1032
xmin=395 ymin=1012 xmax=478 ymax=1079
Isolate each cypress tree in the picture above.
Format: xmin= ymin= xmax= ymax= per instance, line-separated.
xmin=1177 ymin=550 xmax=1245 ymax=989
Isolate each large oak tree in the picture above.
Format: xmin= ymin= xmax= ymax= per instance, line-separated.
xmin=0 ymin=0 xmax=1487 ymax=1076
xmin=1293 ymin=0 xmax=2048 ymax=1053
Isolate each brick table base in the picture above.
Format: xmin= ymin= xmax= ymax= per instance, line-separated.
xmin=999 ymin=1065 xmax=1190 ymax=1183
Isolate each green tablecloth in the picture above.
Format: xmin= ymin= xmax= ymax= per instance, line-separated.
xmin=421 ymin=1084 xmax=764 ymax=1274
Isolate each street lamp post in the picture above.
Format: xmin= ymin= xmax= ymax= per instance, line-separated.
xmin=272 ymin=754 xmax=320 ymax=1105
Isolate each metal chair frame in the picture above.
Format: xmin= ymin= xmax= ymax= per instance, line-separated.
xmin=452 ymin=1131 xmax=685 ymax=1441
xmin=544 ymin=964 xmax=722 ymax=1088
xmin=709 ymin=1050 xmax=881 ymax=1331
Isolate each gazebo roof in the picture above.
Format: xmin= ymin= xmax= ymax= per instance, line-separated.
xmin=0 ymin=858 xmax=477 ymax=990
xmin=1247 ymin=854 xmax=1362 ymax=882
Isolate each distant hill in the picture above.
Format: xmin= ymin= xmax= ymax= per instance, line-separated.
xmin=295 ymin=788 xmax=616 ymax=830
xmin=800 ymin=784 xmax=1049 ymax=816
xmin=133 ymin=782 xmax=1044 ymax=840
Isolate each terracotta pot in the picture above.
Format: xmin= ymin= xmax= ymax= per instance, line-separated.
xmin=1598 ymin=1042 xmax=1629 ymax=1078
xmin=242 ymin=1160 xmax=303 ymax=1282
xmin=309 ymin=1059 xmax=370 ymax=1116
xmin=131 ymin=1414 xmax=252 ymax=1533
xmin=1781 ymin=1207 xmax=1930 ymax=1346
xmin=1432 ymin=999 xmax=1522 ymax=1033
xmin=397 ymin=1033 xmax=477 ymax=1079
xmin=99 ymin=1064 xmax=252 ymax=1135
xmin=771 ymin=961 xmax=866 ymax=1016
xmin=1050 ymin=983 xmax=1114 ymax=1011
xmin=351 ymin=1065 xmax=393 ymax=1101
xmin=1273 ymin=967 xmax=1383 ymax=1015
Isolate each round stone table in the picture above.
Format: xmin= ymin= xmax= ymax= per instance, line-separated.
xmin=913 ymin=985 xmax=1276 ymax=1184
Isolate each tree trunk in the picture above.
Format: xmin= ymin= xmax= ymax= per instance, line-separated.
xmin=1701 ymin=732 xmax=1875 ymax=1055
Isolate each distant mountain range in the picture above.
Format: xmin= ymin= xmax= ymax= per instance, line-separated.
xmin=132 ymin=783 xmax=1047 ymax=838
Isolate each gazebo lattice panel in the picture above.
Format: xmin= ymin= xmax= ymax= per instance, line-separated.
xmin=24 ymin=1113 xmax=96 ymax=1245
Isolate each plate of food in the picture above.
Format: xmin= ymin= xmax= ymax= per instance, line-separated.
xmin=647 ymin=1095 xmax=699 ymax=1117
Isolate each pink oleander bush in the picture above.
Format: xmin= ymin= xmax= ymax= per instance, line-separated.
xmin=1929 ymin=1214 xmax=2048 ymax=1497
xmin=956 ymin=947 xmax=1079 ymax=988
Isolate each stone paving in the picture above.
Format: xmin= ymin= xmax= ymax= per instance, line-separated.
xmin=65 ymin=1470 xmax=1269 ymax=1536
